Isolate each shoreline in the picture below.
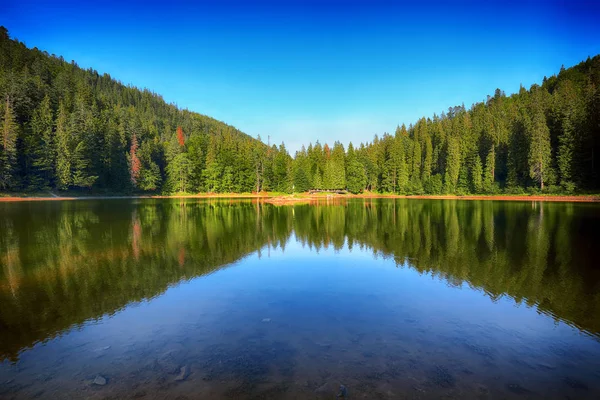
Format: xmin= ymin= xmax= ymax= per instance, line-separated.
xmin=1 ymin=192 xmax=599 ymax=203
xmin=264 ymin=193 xmax=600 ymax=205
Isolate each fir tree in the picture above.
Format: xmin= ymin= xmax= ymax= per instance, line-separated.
xmin=346 ymin=143 xmax=367 ymax=194
xmin=0 ymin=95 xmax=18 ymax=189
xmin=471 ymin=156 xmax=483 ymax=193
xmin=528 ymin=96 xmax=552 ymax=190
xmin=31 ymin=96 xmax=56 ymax=187
xmin=55 ymin=102 xmax=72 ymax=190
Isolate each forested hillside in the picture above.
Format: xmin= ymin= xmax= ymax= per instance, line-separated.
xmin=0 ymin=27 xmax=291 ymax=194
xmin=333 ymin=58 xmax=600 ymax=195
xmin=1 ymin=27 xmax=599 ymax=195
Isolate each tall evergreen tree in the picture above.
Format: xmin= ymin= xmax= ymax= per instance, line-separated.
xmin=55 ymin=102 xmax=72 ymax=190
xmin=31 ymin=96 xmax=56 ymax=188
xmin=71 ymin=140 xmax=98 ymax=188
xmin=0 ymin=95 xmax=18 ymax=189
xmin=396 ymin=125 xmax=409 ymax=192
xmin=167 ymin=152 xmax=193 ymax=193
xmin=472 ymin=155 xmax=483 ymax=193
xmin=346 ymin=142 xmax=366 ymax=194
xmin=528 ymin=95 xmax=552 ymax=190
xmin=445 ymin=135 xmax=460 ymax=193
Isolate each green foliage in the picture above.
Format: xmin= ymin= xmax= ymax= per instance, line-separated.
xmin=527 ymin=91 xmax=553 ymax=190
xmin=425 ymin=174 xmax=444 ymax=194
xmin=0 ymin=96 xmax=18 ymax=189
xmin=0 ymin=26 xmax=599 ymax=195
xmin=55 ymin=102 xmax=71 ymax=190
xmin=457 ymin=165 xmax=471 ymax=195
xmin=483 ymin=147 xmax=495 ymax=192
xmin=444 ymin=135 xmax=461 ymax=193
xmin=346 ymin=143 xmax=367 ymax=194
xmin=71 ymin=141 xmax=98 ymax=188
xmin=293 ymin=164 xmax=310 ymax=192
xmin=0 ymin=28 xmax=285 ymax=194
xmin=30 ymin=95 xmax=55 ymax=188
xmin=471 ymin=156 xmax=483 ymax=193
xmin=167 ymin=153 xmax=193 ymax=193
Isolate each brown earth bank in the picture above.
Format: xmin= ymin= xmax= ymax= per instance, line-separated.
xmin=2 ymin=192 xmax=599 ymax=204
xmin=265 ymin=193 xmax=600 ymax=205
xmin=0 ymin=193 xmax=270 ymax=202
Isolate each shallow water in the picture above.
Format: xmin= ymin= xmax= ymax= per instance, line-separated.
xmin=1 ymin=198 xmax=600 ymax=399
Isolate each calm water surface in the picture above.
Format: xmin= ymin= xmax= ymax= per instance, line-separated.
xmin=1 ymin=198 xmax=600 ymax=399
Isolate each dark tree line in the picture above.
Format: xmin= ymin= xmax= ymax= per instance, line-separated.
xmin=292 ymin=59 xmax=600 ymax=195
xmin=1 ymin=27 xmax=599 ymax=195
xmin=0 ymin=27 xmax=291 ymax=194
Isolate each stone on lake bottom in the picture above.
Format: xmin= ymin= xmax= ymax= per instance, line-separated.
xmin=93 ymin=375 xmax=107 ymax=386
xmin=175 ymin=365 xmax=190 ymax=381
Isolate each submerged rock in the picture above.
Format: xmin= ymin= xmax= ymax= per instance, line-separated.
xmin=175 ymin=365 xmax=190 ymax=381
xmin=336 ymin=384 xmax=348 ymax=398
xmin=93 ymin=375 xmax=107 ymax=386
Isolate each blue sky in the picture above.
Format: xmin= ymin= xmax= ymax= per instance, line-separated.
xmin=2 ymin=0 xmax=599 ymax=152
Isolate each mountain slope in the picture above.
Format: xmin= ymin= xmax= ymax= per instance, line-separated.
xmin=1 ymin=26 xmax=599 ymax=195
xmin=0 ymin=27 xmax=285 ymax=193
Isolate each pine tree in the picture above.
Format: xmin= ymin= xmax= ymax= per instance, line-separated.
xmin=457 ymin=165 xmax=470 ymax=195
xmin=167 ymin=152 xmax=193 ymax=192
xmin=273 ymin=143 xmax=291 ymax=192
xmin=293 ymin=164 xmax=310 ymax=192
xmin=0 ymin=95 xmax=18 ymax=189
xmin=71 ymin=141 xmax=98 ymax=188
xmin=554 ymin=80 xmax=582 ymax=192
xmin=422 ymin=134 xmax=433 ymax=183
xmin=411 ymin=139 xmax=422 ymax=191
xmin=137 ymin=141 xmax=161 ymax=191
xmin=396 ymin=126 xmax=409 ymax=193
xmin=104 ymin=113 xmax=129 ymax=191
xmin=346 ymin=142 xmax=366 ymax=194
xmin=331 ymin=141 xmax=346 ymax=188
xmin=323 ymin=159 xmax=335 ymax=189
xmin=253 ymin=135 xmax=264 ymax=192
xmin=472 ymin=155 xmax=483 ymax=193
xmin=380 ymin=134 xmax=395 ymax=192
xmin=31 ymin=96 xmax=56 ymax=187
xmin=202 ymin=136 xmax=222 ymax=192
xmin=483 ymin=146 xmax=495 ymax=192
xmin=55 ymin=102 xmax=72 ymax=190
xmin=557 ymin=117 xmax=575 ymax=191
xmin=444 ymin=135 xmax=460 ymax=193
xmin=528 ymin=100 xmax=552 ymax=190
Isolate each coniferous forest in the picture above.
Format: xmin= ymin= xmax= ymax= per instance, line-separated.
xmin=1 ymin=27 xmax=599 ymax=195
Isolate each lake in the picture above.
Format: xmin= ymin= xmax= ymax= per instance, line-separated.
xmin=1 ymin=198 xmax=600 ymax=399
